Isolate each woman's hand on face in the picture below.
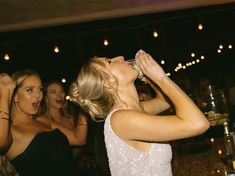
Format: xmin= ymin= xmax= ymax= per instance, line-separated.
xmin=0 ymin=73 xmax=16 ymax=105
xmin=135 ymin=50 xmax=167 ymax=84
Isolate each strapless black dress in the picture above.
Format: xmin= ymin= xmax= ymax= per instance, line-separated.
xmin=11 ymin=129 xmax=75 ymax=176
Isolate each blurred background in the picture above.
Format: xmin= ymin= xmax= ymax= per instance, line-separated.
xmin=0 ymin=0 xmax=235 ymax=90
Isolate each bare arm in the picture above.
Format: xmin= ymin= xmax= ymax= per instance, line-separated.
xmin=0 ymin=74 xmax=15 ymax=153
xmin=40 ymin=113 xmax=88 ymax=146
xmin=140 ymin=78 xmax=171 ymax=114
xmin=112 ymin=50 xmax=210 ymax=142
xmin=73 ymin=113 xmax=88 ymax=145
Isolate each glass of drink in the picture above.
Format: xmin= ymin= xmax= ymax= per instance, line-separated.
xmin=198 ymin=85 xmax=229 ymax=126
xmin=126 ymin=59 xmax=144 ymax=79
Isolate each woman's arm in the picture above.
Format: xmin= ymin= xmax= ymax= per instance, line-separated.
xmin=50 ymin=114 xmax=88 ymax=146
xmin=73 ymin=112 xmax=88 ymax=145
xmin=38 ymin=115 xmax=88 ymax=146
xmin=111 ymin=51 xmax=210 ymax=142
xmin=0 ymin=74 xmax=15 ymax=153
xmin=140 ymin=78 xmax=171 ymax=114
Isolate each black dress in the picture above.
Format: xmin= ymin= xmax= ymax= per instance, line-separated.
xmin=11 ymin=129 xmax=76 ymax=176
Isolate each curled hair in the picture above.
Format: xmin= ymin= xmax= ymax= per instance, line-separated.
xmin=69 ymin=57 xmax=116 ymax=121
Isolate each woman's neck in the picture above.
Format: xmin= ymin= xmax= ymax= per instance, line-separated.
xmin=114 ymin=84 xmax=142 ymax=111
xmin=11 ymin=108 xmax=35 ymax=125
xmin=46 ymin=108 xmax=61 ymax=121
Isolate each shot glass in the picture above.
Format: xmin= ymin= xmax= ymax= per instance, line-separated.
xmin=126 ymin=59 xmax=144 ymax=78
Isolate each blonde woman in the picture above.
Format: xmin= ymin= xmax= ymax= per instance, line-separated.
xmin=69 ymin=50 xmax=210 ymax=176
xmin=0 ymin=70 xmax=79 ymax=176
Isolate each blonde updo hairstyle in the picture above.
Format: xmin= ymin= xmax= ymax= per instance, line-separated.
xmin=69 ymin=57 xmax=118 ymax=121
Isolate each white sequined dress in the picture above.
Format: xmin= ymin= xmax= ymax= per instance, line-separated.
xmin=104 ymin=109 xmax=172 ymax=176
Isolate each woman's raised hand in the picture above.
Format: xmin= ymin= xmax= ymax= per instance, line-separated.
xmin=135 ymin=50 xmax=167 ymax=84
xmin=0 ymin=73 xmax=16 ymax=106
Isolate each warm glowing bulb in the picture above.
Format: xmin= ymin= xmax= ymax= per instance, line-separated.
xmin=228 ymin=44 xmax=233 ymax=49
xmin=201 ymin=55 xmax=205 ymax=59
xmin=104 ymin=39 xmax=109 ymax=46
xmin=198 ymin=23 xmax=203 ymax=30
xmin=191 ymin=53 xmax=195 ymax=57
xmin=54 ymin=46 xmax=59 ymax=53
xmin=4 ymin=54 xmax=10 ymax=60
xmin=217 ymin=49 xmax=221 ymax=53
xmin=61 ymin=78 xmax=66 ymax=83
xmin=210 ymin=138 xmax=214 ymax=143
xmin=219 ymin=45 xmax=223 ymax=49
xmin=160 ymin=60 xmax=165 ymax=64
xmin=153 ymin=31 xmax=158 ymax=38
xmin=66 ymin=95 xmax=71 ymax=100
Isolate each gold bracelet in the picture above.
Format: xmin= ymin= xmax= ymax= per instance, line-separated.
xmin=0 ymin=111 xmax=9 ymax=116
xmin=0 ymin=117 xmax=12 ymax=123
xmin=79 ymin=121 xmax=87 ymax=126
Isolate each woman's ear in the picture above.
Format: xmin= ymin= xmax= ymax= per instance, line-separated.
xmin=104 ymin=80 xmax=113 ymax=89
xmin=104 ymin=76 xmax=116 ymax=89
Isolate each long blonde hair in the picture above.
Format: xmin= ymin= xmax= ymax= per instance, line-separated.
xmin=69 ymin=57 xmax=117 ymax=121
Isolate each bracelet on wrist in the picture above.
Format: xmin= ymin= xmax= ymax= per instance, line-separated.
xmin=0 ymin=110 xmax=9 ymax=116
xmin=0 ymin=116 xmax=12 ymax=123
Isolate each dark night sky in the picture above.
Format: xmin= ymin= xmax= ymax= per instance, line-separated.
xmin=0 ymin=2 xmax=235 ymax=90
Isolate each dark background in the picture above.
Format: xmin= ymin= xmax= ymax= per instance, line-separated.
xmin=0 ymin=2 xmax=235 ymax=90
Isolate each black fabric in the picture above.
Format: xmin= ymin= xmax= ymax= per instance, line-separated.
xmin=11 ymin=129 xmax=75 ymax=176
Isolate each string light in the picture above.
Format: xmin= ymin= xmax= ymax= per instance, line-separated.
xmin=103 ymin=29 xmax=109 ymax=46
xmin=61 ymin=78 xmax=66 ymax=83
xmin=103 ymin=39 xmax=109 ymax=46
xmin=0 ymin=5 xmax=234 ymax=78
xmin=4 ymin=53 xmax=10 ymax=60
xmin=153 ymin=31 xmax=158 ymax=38
xmin=54 ymin=46 xmax=60 ymax=53
xmin=196 ymin=13 xmax=204 ymax=31
xmin=198 ymin=23 xmax=204 ymax=30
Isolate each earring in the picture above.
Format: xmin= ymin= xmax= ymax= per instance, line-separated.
xmin=14 ymin=98 xmax=17 ymax=103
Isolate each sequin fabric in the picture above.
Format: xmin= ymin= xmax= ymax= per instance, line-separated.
xmin=104 ymin=109 xmax=173 ymax=176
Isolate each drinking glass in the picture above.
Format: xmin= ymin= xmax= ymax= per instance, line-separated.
xmin=198 ymin=85 xmax=229 ymax=126
xmin=126 ymin=59 xmax=144 ymax=78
